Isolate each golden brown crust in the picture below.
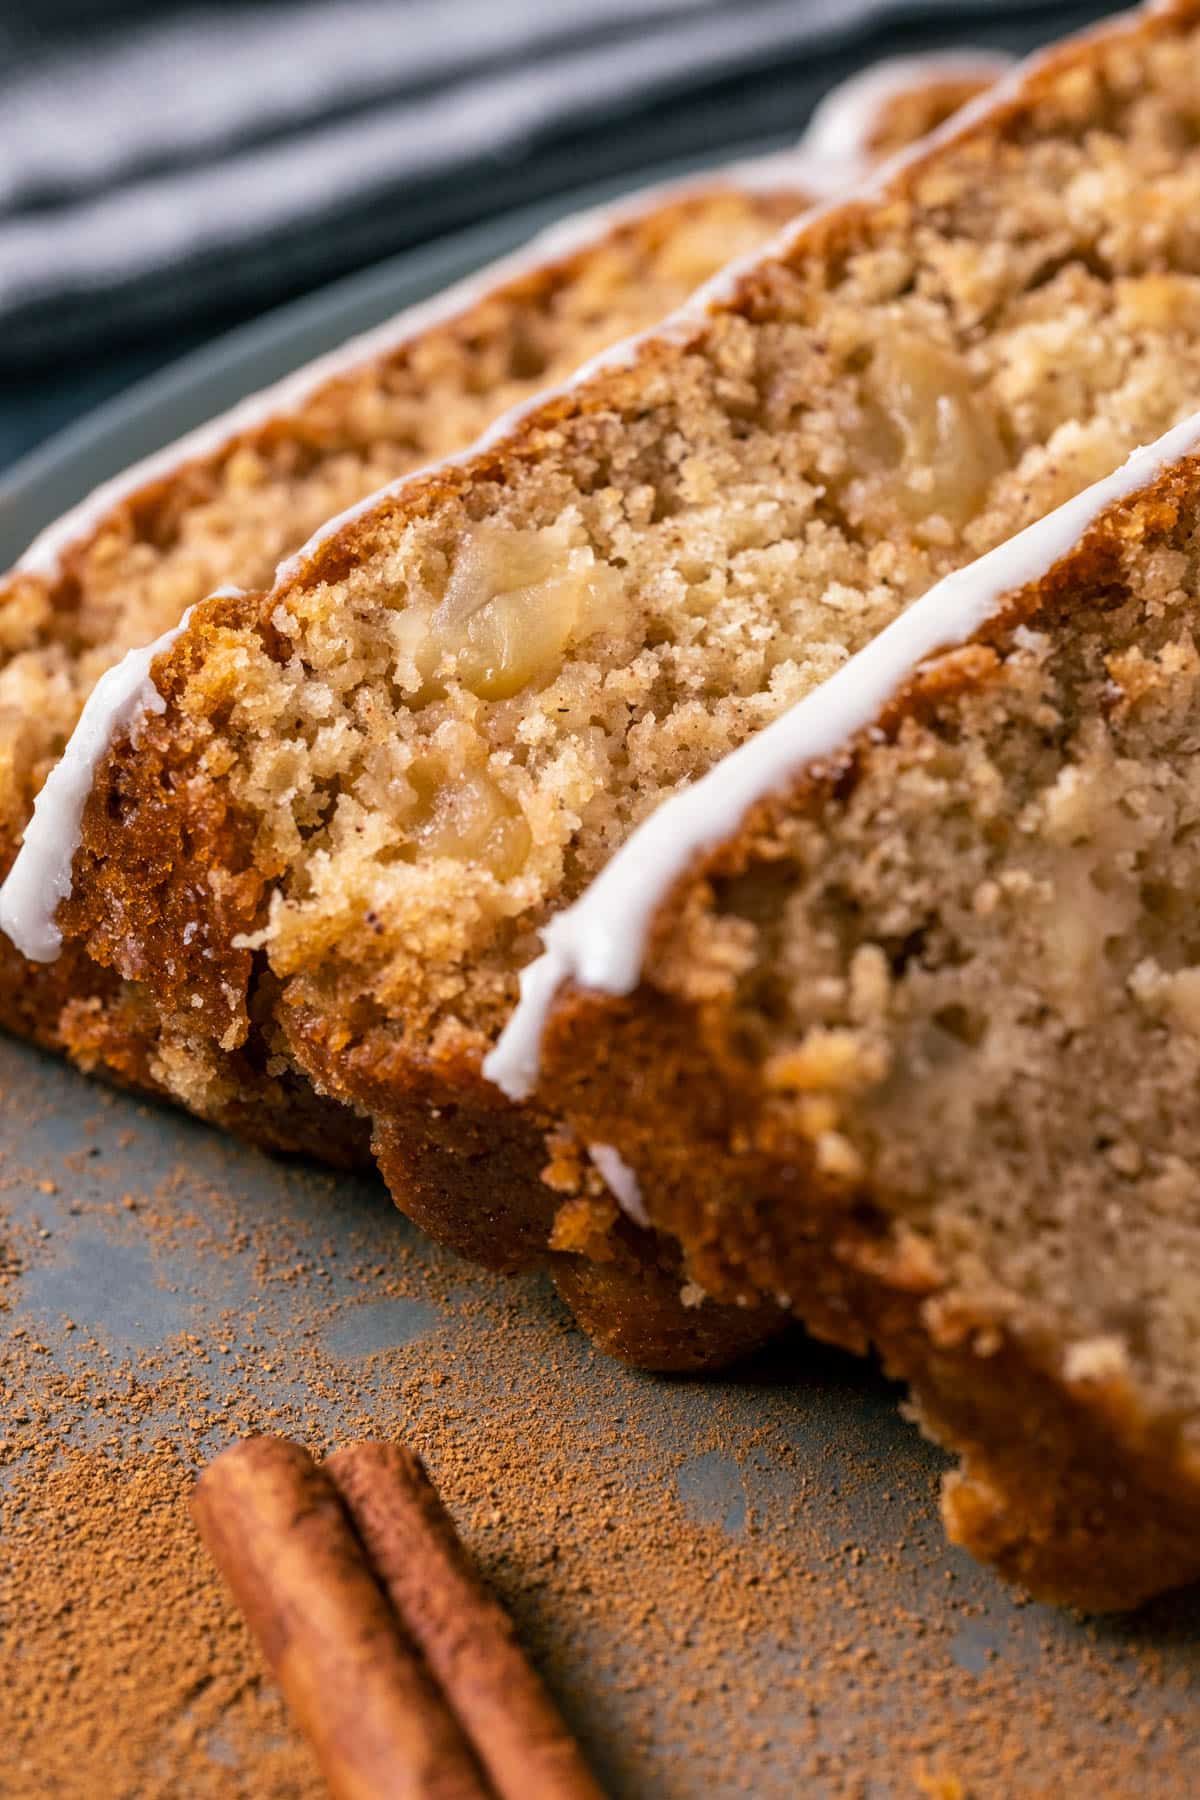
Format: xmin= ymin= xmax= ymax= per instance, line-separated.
xmin=549 ymin=1244 xmax=790 ymax=1373
xmin=0 ymin=71 xmax=1003 ymax=1352
xmin=21 ymin=592 xmax=365 ymax=1163
xmin=60 ymin=592 xmax=272 ymax=1017
xmin=14 ymin=184 xmax=802 ymax=645
xmin=268 ymin=0 xmax=1200 ymax=602
xmin=537 ymin=982 xmax=1200 ymax=1610
xmin=0 ymin=176 xmax=806 ymax=1124
xmin=291 ymin=993 xmax=783 ymax=1370
xmin=863 ymin=74 xmax=1002 ymax=157
xmin=40 ymin=0 xmax=1200 ymax=1395
xmin=528 ymin=468 xmax=1200 ymax=1608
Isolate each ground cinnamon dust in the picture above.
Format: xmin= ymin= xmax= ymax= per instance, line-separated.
xmin=1 ymin=1037 xmax=1197 ymax=1797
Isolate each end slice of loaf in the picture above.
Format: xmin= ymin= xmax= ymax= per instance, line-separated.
xmin=527 ymin=417 xmax=1200 ymax=1609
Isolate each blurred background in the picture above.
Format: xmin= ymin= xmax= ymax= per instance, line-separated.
xmin=2 ymin=0 xmax=1114 ymax=477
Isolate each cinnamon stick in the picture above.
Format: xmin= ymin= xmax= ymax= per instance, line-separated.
xmin=190 ymin=1436 xmax=492 ymax=1800
xmin=326 ymin=1442 xmax=606 ymax=1800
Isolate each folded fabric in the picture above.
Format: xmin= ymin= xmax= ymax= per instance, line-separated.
xmin=0 ymin=0 xmax=1097 ymax=364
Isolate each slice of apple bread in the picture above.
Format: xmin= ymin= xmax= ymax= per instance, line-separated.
xmin=0 ymin=54 xmax=996 ymax=1169
xmin=17 ymin=11 xmax=1200 ymax=1376
xmin=523 ymin=418 xmax=1200 ymax=1608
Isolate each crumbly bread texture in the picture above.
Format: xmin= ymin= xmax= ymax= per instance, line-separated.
xmin=0 ymin=60 xmax=999 ymax=1089
xmin=48 ymin=2 xmax=1200 ymax=1367
xmin=0 ymin=186 xmax=807 ymax=859
xmin=0 ymin=179 xmax=807 ymax=1155
xmin=538 ymin=459 xmax=1200 ymax=1609
xmin=0 ymin=69 xmax=993 ymax=1367
xmin=1 ymin=58 xmax=1005 ymax=877
xmin=860 ymin=70 xmax=1006 ymax=156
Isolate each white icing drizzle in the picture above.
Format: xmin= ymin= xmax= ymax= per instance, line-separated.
xmin=800 ymin=48 xmax=1012 ymax=162
xmin=0 ymin=604 xmax=203 ymax=962
xmin=484 ymin=411 xmax=1200 ymax=1101
xmin=0 ymin=52 xmax=994 ymax=964
xmin=254 ymin=53 xmax=1008 ymax=586
xmin=17 ymin=191 xmax=683 ymax=581
xmin=0 ymin=50 xmax=1002 ymax=970
xmin=11 ymin=125 xmax=853 ymax=579
xmin=588 ymin=1142 xmax=650 ymax=1229
xmin=18 ymin=49 xmax=1007 ymax=588
xmin=13 ymin=184 xmax=741 ymax=581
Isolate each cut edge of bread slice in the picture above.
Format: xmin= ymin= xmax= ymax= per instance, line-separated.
xmin=525 ymin=411 xmax=1200 ymax=1608
xmin=0 ymin=50 xmax=1000 ymax=1152
xmin=7 ymin=4 xmax=1200 ymax=1384
xmin=0 ymin=52 xmax=1012 ymax=1359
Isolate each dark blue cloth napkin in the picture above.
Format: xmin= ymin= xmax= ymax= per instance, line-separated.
xmin=0 ymin=0 xmax=1109 ymax=367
